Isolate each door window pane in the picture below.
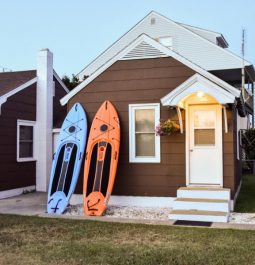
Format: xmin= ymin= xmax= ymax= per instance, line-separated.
xmin=135 ymin=134 xmax=155 ymax=156
xmin=135 ymin=109 xmax=155 ymax=132
xmin=195 ymin=129 xmax=215 ymax=146
xmin=194 ymin=110 xmax=215 ymax=128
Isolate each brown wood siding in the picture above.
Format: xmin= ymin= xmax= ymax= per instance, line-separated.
xmin=0 ymin=84 xmax=36 ymax=191
xmin=68 ymin=57 xmax=237 ymax=197
xmin=68 ymin=57 xmax=195 ymax=196
xmin=53 ymin=77 xmax=67 ymax=128
xmin=222 ymin=107 xmax=242 ymax=199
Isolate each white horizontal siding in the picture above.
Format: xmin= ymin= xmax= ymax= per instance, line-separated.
xmin=179 ymin=23 xmax=221 ymax=45
xmin=77 ymin=12 xmax=249 ymax=80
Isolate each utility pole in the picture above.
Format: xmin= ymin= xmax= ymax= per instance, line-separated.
xmin=241 ymin=28 xmax=245 ymax=99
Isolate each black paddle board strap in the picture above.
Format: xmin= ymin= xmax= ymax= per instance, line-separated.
xmin=87 ymin=199 xmax=100 ymax=211
xmin=51 ymin=199 xmax=62 ymax=213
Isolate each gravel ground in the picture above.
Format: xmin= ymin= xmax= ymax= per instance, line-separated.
xmin=65 ymin=204 xmax=255 ymax=224
xmin=229 ymin=213 xmax=255 ymax=224
xmin=65 ymin=204 xmax=171 ymax=220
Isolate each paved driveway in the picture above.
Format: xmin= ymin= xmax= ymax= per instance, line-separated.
xmin=0 ymin=192 xmax=47 ymax=216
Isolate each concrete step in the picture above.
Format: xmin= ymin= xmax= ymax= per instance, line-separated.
xmin=169 ymin=209 xmax=229 ymax=223
xmin=177 ymin=187 xmax=231 ymax=200
xmin=173 ymin=198 xmax=230 ymax=212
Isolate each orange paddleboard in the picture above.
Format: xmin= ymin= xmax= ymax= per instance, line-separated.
xmin=83 ymin=101 xmax=120 ymax=216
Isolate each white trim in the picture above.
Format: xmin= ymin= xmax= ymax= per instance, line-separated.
xmin=70 ymin=194 xmax=174 ymax=208
xmin=52 ymin=128 xmax=61 ymax=133
xmin=161 ymin=73 xmax=238 ymax=107
xmin=0 ymin=97 xmax=7 ymax=115
xmin=60 ymin=34 xmax=240 ymax=106
xmin=223 ymin=106 xmax=228 ymax=133
xmin=0 ymin=77 xmax=37 ymax=115
xmin=231 ymin=179 xmax=242 ymax=211
xmin=17 ymin=120 xmax=36 ymax=162
xmin=129 ymin=103 xmax=160 ymax=163
xmin=53 ymin=70 xmax=69 ymax=93
xmin=0 ymin=185 xmax=35 ymax=200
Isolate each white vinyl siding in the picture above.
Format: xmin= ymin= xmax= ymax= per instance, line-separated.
xmin=129 ymin=103 xmax=160 ymax=163
xmin=158 ymin=36 xmax=173 ymax=49
xmin=77 ymin=12 xmax=248 ymax=79
xmin=17 ymin=120 xmax=36 ymax=162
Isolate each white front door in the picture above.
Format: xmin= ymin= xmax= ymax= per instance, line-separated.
xmin=188 ymin=105 xmax=222 ymax=185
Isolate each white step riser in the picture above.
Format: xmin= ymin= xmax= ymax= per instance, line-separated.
xmin=177 ymin=190 xmax=230 ymax=200
xmin=169 ymin=214 xmax=229 ymax=223
xmin=173 ymin=201 xmax=229 ymax=212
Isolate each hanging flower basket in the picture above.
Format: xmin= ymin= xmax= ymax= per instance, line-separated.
xmin=155 ymin=119 xmax=180 ymax=136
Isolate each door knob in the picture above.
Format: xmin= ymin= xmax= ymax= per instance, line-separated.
xmin=190 ymin=149 xmax=193 ymax=152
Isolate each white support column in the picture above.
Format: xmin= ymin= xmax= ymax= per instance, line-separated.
xmin=35 ymin=49 xmax=53 ymax=192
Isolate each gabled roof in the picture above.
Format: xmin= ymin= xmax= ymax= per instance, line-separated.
xmin=161 ymin=73 xmax=236 ymax=107
xmin=0 ymin=70 xmax=36 ymax=97
xmin=0 ymin=70 xmax=69 ymax=106
xmin=61 ymin=34 xmax=240 ymax=106
xmin=76 ymin=11 xmax=252 ymax=80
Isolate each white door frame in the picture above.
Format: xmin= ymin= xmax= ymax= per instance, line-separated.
xmin=185 ymin=103 xmax=223 ymax=187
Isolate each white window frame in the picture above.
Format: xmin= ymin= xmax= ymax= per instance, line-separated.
xmin=17 ymin=119 xmax=36 ymax=162
xmin=129 ymin=103 xmax=160 ymax=163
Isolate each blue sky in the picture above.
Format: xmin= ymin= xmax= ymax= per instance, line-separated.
xmin=0 ymin=0 xmax=254 ymax=77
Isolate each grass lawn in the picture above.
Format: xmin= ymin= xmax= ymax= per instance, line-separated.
xmin=1 ymin=215 xmax=255 ymax=265
xmin=235 ymin=175 xmax=255 ymax=213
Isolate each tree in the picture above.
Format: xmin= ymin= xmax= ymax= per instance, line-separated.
xmin=62 ymin=74 xmax=81 ymax=90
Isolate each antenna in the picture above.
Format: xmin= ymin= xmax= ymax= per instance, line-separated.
xmin=0 ymin=66 xmax=12 ymax=72
xmin=241 ymin=28 xmax=246 ymax=99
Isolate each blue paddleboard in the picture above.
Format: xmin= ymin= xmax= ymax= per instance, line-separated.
xmin=47 ymin=103 xmax=87 ymax=214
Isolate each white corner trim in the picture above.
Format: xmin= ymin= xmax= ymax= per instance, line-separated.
xmin=231 ymin=179 xmax=242 ymax=211
xmin=0 ymin=185 xmax=35 ymax=200
xmin=61 ymin=34 xmax=240 ymax=106
xmin=0 ymin=97 xmax=7 ymax=115
xmin=0 ymin=77 xmax=37 ymax=115
xmin=17 ymin=119 xmax=36 ymax=162
xmin=53 ymin=70 xmax=69 ymax=93
xmin=129 ymin=103 xmax=160 ymax=163
xmin=161 ymin=73 xmax=238 ymax=107
xmin=52 ymin=128 xmax=61 ymax=133
xmin=223 ymin=106 xmax=228 ymax=133
xmin=70 ymin=194 xmax=175 ymax=208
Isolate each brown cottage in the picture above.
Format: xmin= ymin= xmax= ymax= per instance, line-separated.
xmin=0 ymin=49 xmax=68 ymax=198
xmin=61 ymin=11 xmax=255 ymax=222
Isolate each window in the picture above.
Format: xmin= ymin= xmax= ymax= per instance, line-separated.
xmin=17 ymin=120 xmax=35 ymax=162
xmin=193 ymin=110 xmax=216 ymax=146
xmin=158 ymin=36 xmax=173 ymax=50
xmin=129 ymin=103 xmax=160 ymax=163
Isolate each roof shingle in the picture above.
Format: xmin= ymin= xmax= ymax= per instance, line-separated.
xmin=0 ymin=70 xmax=36 ymax=97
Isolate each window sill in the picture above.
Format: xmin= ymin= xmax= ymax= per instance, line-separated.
xmin=129 ymin=157 xmax=161 ymax=163
xmin=17 ymin=158 xmax=37 ymax=163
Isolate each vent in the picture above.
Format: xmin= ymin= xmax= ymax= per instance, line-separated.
xmin=122 ymin=41 xmax=168 ymax=60
xmin=151 ymin=18 xmax=156 ymax=25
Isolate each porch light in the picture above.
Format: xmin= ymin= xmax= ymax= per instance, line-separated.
xmin=197 ymin=91 xmax=204 ymax=98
